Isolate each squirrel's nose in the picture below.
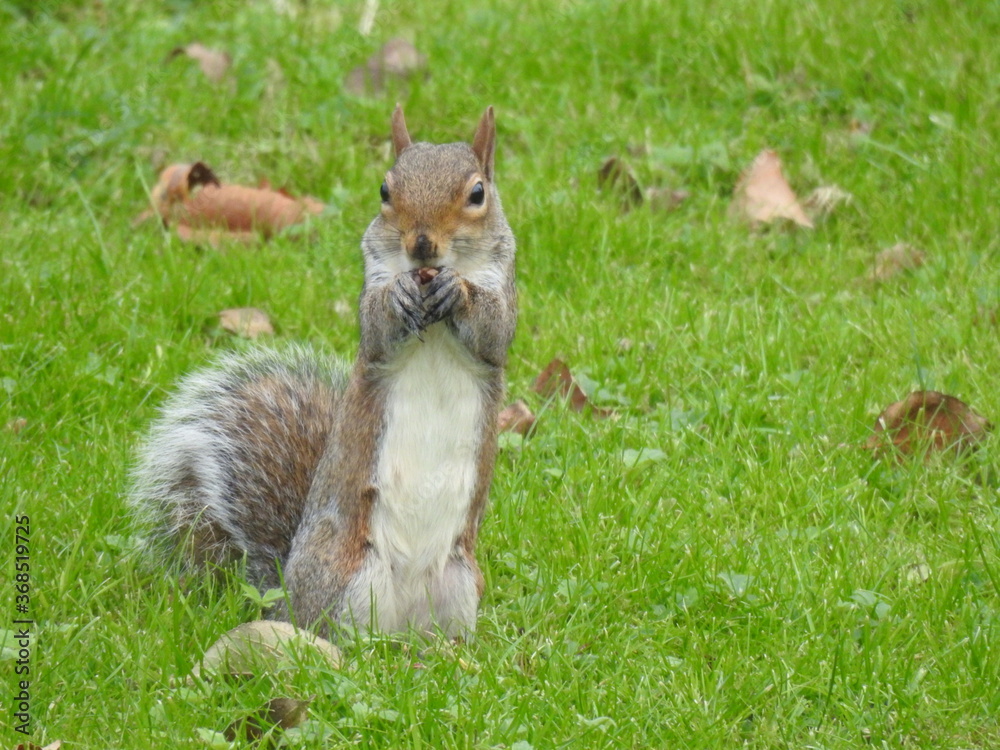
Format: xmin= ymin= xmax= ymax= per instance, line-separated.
xmin=411 ymin=234 xmax=438 ymax=261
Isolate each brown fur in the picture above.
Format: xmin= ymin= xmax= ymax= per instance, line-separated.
xmin=220 ymin=374 xmax=338 ymax=555
xmin=278 ymin=368 xmax=386 ymax=625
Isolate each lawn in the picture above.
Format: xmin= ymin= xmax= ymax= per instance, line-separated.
xmin=2 ymin=0 xmax=1000 ymax=747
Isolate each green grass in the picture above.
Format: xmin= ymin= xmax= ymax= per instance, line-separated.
xmin=3 ymin=0 xmax=1000 ymax=747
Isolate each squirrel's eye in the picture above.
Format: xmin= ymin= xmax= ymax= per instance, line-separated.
xmin=380 ymin=181 xmax=390 ymax=203
xmin=468 ymin=181 xmax=485 ymax=206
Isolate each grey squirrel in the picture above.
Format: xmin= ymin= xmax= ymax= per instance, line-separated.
xmin=130 ymin=106 xmax=517 ymax=638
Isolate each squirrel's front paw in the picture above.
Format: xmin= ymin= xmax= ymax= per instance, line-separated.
xmin=389 ymin=273 xmax=426 ymax=336
xmin=422 ymin=268 xmax=467 ymax=327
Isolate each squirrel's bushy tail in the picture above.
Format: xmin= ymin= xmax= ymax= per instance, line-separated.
xmin=129 ymin=345 xmax=347 ymax=587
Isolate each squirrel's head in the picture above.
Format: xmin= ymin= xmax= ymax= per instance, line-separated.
xmin=376 ymin=106 xmax=499 ymax=267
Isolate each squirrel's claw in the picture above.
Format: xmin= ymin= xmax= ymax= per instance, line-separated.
xmin=390 ymin=274 xmax=426 ymax=338
xmin=422 ymin=268 xmax=464 ymax=326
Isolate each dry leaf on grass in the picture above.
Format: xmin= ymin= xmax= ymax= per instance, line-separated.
xmin=498 ymin=400 xmax=536 ymax=436
xmin=596 ymin=153 xmax=688 ymax=214
xmin=413 ymin=641 xmax=479 ymax=672
xmin=866 ymin=243 xmax=926 ymax=282
xmin=730 ymin=149 xmax=813 ymax=229
xmin=167 ymin=43 xmax=231 ymax=83
xmin=532 ymin=358 xmax=613 ymax=418
xmin=263 ymin=57 xmax=287 ymax=102
xmin=5 ymin=417 xmax=27 ymax=434
xmin=803 ymin=185 xmax=853 ymax=220
xmin=904 ymin=562 xmax=932 ymax=584
xmin=224 ymin=696 xmax=312 ymax=744
xmin=345 ymin=38 xmax=428 ymax=96
xmin=140 ymin=162 xmax=324 ymax=244
xmin=973 ymin=306 xmax=999 ymax=328
xmin=148 ymin=161 xmax=220 ymax=211
xmin=358 ymin=0 xmax=380 ymax=35
xmin=192 ymin=621 xmax=340 ymax=682
xmin=175 ymin=224 xmax=258 ymax=246
xmin=219 ymin=308 xmax=274 ymax=339
xmin=865 ymin=391 xmax=991 ymax=460
xmin=597 ymin=156 xmax=643 ymax=210
xmin=175 ymin=178 xmax=322 ymax=235
xmin=645 ymin=187 xmax=689 ymax=213
xmin=849 ymin=118 xmax=874 ymax=136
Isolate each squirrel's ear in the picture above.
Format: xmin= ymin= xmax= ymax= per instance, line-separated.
xmin=471 ymin=106 xmax=496 ymax=181
xmin=391 ymin=104 xmax=412 ymax=157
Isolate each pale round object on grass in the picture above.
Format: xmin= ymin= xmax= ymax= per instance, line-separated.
xmin=191 ymin=620 xmax=340 ymax=681
xmin=219 ymin=307 xmax=274 ymax=339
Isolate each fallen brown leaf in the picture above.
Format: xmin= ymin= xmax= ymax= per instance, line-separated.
xmin=904 ymin=562 xmax=932 ymax=584
xmin=866 ymin=243 xmax=926 ymax=282
xmin=413 ymin=641 xmax=480 ymax=672
xmin=597 ymin=157 xmax=643 ymax=211
xmin=219 ymin=308 xmax=274 ymax=339
xmin=645 ymin=187 xmax=689 ymax=213
xmin=849 ymin=118 xmax=874 ymax=136
xmin=263 ymin=57 xmax=286 ymax=102
xmin=345 ymin=38 xmax=428 ymax=96
xmin=498 ymin=400 xmax=536 ymax=436
xmin=142 ymin=162 xmax=324 ymax=243
xmin=531 ymin=359 xmax=613 ymax=418
xmin=260 ymin=181 xmax=326 ymax=217
xmin=167 ymin=43 xmax=231 ymax=83
xmin=730 ymin=149 xmax=813 ymax=228
xmin=224 ymin=696 xmax=312 ymax=745
xmin=180 ymin=183 xmax=322 ymax=236
xmin=533 ymin=359 xmax=586 ymax=411
xmin=803 ymin=185 xmax=853 ymax=220
xmin=266 ymin=697 xmax=313 ymax=729
xmin=626 ymin=142 xmax=650 ymax=158
xmin=135 ymin=160 xmax=215 ymax=228
xmin=865 ymin=391 xmax=991 ymax=460
xmin=150 ymin=161 xmax=220 ymax=214
xmin=176 ymin=225 xmax=257 ymax=246
xmin=358 ymin=0 xmax=379 ymax=35
xmin=973 ymin=306 xmax=999 ymax=328
xmin=5 ymin=417 xmax=27 ymax=434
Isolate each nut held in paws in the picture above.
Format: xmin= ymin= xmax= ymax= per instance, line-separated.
xmin=417 ymin=267 xmax=440 ymax=285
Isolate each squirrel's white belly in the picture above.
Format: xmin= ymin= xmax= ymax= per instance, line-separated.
xmin=369 ymin=325 xmax=485 ymax=631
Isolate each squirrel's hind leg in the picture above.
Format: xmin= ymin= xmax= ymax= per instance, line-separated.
xmin=130 ymin=346 xmax=347 ymax=588
xmin=428 ymin=550 xmax=482 ymax=639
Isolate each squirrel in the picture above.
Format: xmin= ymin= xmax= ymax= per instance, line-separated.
xmin=130 ymin=106 xmax=517 ymax=639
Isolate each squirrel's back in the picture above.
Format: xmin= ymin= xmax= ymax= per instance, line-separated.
xmin=130 ymin=345 xmax=348 ymax=587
